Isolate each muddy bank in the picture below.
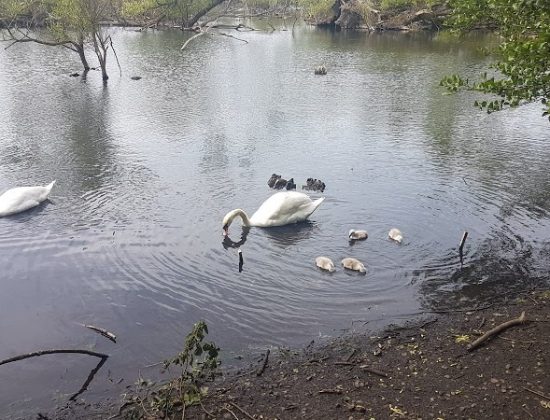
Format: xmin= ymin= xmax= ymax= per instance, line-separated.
xmin=45 ymin=289 xmax=549 ymax=419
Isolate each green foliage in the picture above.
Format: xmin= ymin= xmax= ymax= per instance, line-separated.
xmin=122 ymin=0 xmax=224 ymax=27
xmin=443 ymin=0 xmax=550 ymax=120
xmin=161 ymin=320 xmax=220 ymax=408
xmin=379 ymin=0 xmax=437 ymax=11
xmin=121 ymin=321 xmax=220 ymax=418
xmin=298 ymin=0 xmax=335 ymax=21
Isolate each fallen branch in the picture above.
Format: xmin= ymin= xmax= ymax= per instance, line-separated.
xmin=256 ymin=348 xmax=270 ymax=376
xmin=0 ymin=349 xmax=108 ymax=366
xmin=83 ymin=324 xmax=117 ymax=343
xmin=467 ymin=311 xmax=527 ymax=351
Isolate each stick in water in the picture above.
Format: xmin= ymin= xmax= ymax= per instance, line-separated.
xmin=238 ymin=248 xmax=244 ymax=273
xmin=459 ymin=231 xmax=468 ymax=254
xmin=84 ymin=324 xmax=117 ymax=343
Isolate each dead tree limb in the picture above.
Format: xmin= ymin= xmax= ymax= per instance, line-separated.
xmin=0 ymin=349 xmax=108 ymax=366
xmin=467 ymin=311 xmax=527 ymax=352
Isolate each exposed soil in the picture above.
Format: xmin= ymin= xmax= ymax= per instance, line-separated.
xmin=46 ymin=289 xmax=550 ymax=419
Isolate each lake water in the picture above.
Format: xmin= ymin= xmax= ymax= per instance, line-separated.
xmin=0 ymin=24 xmax=549 ymax=417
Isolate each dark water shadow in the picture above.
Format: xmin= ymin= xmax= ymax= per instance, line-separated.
xmin=258 ymin=221 xmax=319 ymax=249
xmin=414 ymin=232 xmax=550 ymax=312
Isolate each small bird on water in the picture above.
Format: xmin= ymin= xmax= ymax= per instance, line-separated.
xmin=341 ymin=257 xmax=366 ymax=274
xmin=315 ymin=256 xmax=335 ymax=272
xmin=388 ymin=228 xmax=403 ymax=243
xmin=348 ymin=229 xmax=368 ymax=241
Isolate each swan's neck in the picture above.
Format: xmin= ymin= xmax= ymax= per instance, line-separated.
xmin=225 ymin=209 xmax=252 ymax=228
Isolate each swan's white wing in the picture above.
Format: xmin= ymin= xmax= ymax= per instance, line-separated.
xmin=250 ymin=191 xmax=324 ymax=227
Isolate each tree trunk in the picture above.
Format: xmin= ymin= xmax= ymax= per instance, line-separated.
xmin=187 ymin=0 xmax=226 ymax=28
xmin=76 ymin=43 xmax=90 ymax=71
xmin=92 ymin=30 xmax=109 ymax=81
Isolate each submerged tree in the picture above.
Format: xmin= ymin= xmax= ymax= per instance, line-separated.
xmin=2 ymin=0 xmax=116 ymax=81
xmin=441 ymin=0 xmax=550 ymax=120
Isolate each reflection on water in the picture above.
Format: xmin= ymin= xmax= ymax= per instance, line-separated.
xmin=0 ymin=25 xmax=549 ymax=418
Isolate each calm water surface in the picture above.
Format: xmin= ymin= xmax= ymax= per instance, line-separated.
xmin=0 ymin=25 xmax=549 ymax=417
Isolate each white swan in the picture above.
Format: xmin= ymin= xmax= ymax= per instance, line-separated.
xmin=341 ymin=257 xmax=366 ymax=274
xmin=0 ymin=181 xmax=56 ymax=217
xmin=388 ymin=228 xmax=403 ymax=243
xmin=222 ymin=191 xmax=325 ymax=235
xmin=315 ymin=256 xmax=335 ymax=272
xmin=348 ymin=229 xmax=368 ymax=240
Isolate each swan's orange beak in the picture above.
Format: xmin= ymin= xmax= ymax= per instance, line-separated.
xmin=222 ymin=224 xmax=229 ymax=236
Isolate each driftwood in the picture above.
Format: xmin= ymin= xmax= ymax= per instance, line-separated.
xmin=256 ymin=348 xmax=270 ymax=376
xmin=84 ymin=324 xmax=117 ymax=343
xmin=467 ymin=311 xmax=527 ymax=351
xmin=0 ymin=349 xmax=108 ymax=366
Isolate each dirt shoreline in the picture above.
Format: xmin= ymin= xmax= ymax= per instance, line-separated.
xmin=47 ymin=289 xmax=549 ymax=419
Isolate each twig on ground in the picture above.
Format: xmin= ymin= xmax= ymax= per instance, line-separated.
xmin=359 ymin=365 xmax=389 ymax=377
xmin=467 ymin=311 xmax=527 ymax=351
xmin=521 ymin=406 xmax=534 ymax=418
xmin=477 ymin=317 xmax=486 ymax=331
xmin=229 ymin=402 xmax=256 ymax=420
xmin=432 ymin=303 xmax=494 ymax=314
xmin=334 ymin=362 xmax=355 ymax=366
xmin=524 ymin=387 xmax=550 ymax=401
xmin=256 ymin=348 xmax=270 ymax=376
xmin=303 ymin=356 xmax=329 ymax=365
xmin=222 ymin=405 xmax=239 ymax=420
xmin=345 ymin=349 xmax=357 ymax=362
xmin=318 ymin=388 xmax=343 ymax=394
xmin=200 ymin=401 xmax=215 ymax=418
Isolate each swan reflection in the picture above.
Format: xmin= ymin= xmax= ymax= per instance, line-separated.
xmin=222 ymin=227 xmax=251 ymax=249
